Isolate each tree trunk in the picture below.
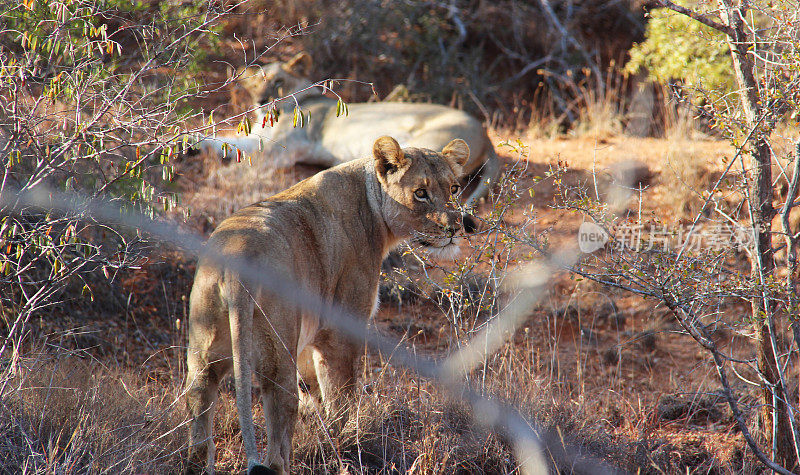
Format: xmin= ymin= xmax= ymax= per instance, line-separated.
xmin=721 ymin=1 xmax=799 ymax=470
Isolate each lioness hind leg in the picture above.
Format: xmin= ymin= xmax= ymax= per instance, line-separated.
xmin=258 ymin=366 xmax=298 ymax=475
xmin=186 ymin=354 xmax=231 ymax=472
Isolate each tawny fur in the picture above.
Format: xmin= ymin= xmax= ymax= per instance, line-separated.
xmin=185 ymin=136 xmax=472 ymax=474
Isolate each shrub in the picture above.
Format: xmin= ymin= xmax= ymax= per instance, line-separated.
xmin=0 ymin=0 xmax=227 ymax=352
xmin=626 ymin=5 xmax=734 ymax=96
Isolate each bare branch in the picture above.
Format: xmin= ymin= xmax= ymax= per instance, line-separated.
xmin=655 ymin=296 xmax=795 ymax=475
xmin=538 ymin=0 xmax=605 ymax=95
xmin=654 ymin=0 xmax=734 ymax=36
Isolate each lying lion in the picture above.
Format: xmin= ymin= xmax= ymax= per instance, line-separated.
xmin=186 ymin=136 xmax=477 ymax=474
xmin=198 ymin=53 xmax=500 ymax=208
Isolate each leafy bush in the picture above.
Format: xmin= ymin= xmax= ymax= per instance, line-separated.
xmin=626 ymin=5 xmax=733 ymax=95
xmin=0 ymin=0 xmax=224 ymax=354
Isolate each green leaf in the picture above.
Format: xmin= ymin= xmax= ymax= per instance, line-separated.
xmin=243 ymin=116 xmax=252 ymax=135
xmin=336 ymin=99 xmax=349 ymax=117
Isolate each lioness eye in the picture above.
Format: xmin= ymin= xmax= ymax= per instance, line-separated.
xmin=450 ymin=184 xmax=460 ymax=195
xmin=414 ymin=189 xmax=429 ymax=200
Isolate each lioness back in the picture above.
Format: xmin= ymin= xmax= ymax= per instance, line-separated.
xmin=196 ymin=159 xmax=385 ymax=302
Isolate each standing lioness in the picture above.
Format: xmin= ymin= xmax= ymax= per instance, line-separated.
xmin=186 ymin=136 xmax=476 ymax=474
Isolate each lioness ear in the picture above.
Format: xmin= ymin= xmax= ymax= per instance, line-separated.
xmin=373 ymin=136 xmax=408 ymax=178
xmin=236 ymin=66 xmax=267 ymax=104
xmin=442 ymin=139 xmax=470 ymax=172
xmin=283 ymin=52 xmax=312 ymax=76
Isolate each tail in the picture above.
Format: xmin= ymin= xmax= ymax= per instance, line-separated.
xmin=227 ymin=279 xmax=263 ymax=471
xmin=465 ymin=147 xmax=501 ymax=209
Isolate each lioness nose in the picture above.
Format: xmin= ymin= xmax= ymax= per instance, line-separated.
xmin=461 ymin=213 xmax=478 ymax=234
xmin=445 ymin=222 xmax=460 ymax=238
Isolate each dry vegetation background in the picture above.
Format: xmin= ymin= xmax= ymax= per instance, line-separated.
xmin=2 ymin=0 xmax=800 ymax=473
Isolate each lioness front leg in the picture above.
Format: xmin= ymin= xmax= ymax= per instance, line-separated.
xmin=185 ymin=355 xmax=231 ymax=472
xmin=185 ymin=285 xmax=233 ymax=473
xmin=296 ymin=346 xmax=322 ymax=416
xmin=310 ymin=331 xmax=360 ymax=428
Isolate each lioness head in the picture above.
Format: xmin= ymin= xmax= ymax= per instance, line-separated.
xmin=238 ymin=53 xmax=316 ymax=109
xmin=373 ymin=136 xmax=478 ymax=258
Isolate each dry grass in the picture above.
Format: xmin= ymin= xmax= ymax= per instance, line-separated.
xmin=292 ymin=364 xmax=513 ymax=474
xmin=0 ymin=353 xmax=187 ymax=473
xmin=0 ymin=271 xmax=760 ymax=474
xmin=183 ymin=348 xmax=629 ymax=474
xmin=178 ymin=150 xmax=322 ymax=231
